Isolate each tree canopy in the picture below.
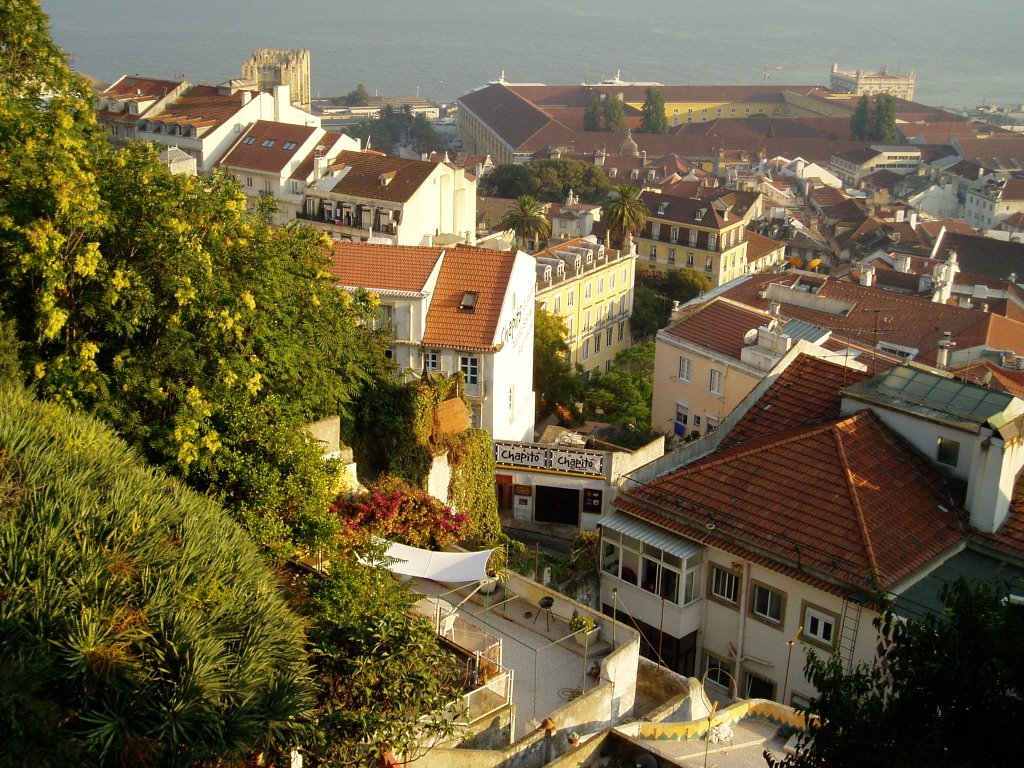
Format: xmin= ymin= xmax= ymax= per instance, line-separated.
xmin=640 ymin=87 xmax=669 ymax=133
xmin=584 ymin=341 xmax=655 ymax=429
xmin=481 ymin=158 xmax=611 ymax=204
xmin=499 ymin=194 xmax=551 ymax=251
xmin=345 ymin=83 xmax=370 ymax=106
xmin=850 ymin=93 xmax=899 ymax=142
xmin=769 ymin=579 xmax=1024 ymax=768
xmin=603 ymin=95 xmax=628 ymax=133
xmin=0 ymin=384 xmax=315 ymax=766
xmin=602 ymin=185 xmax=648 ymax=248
xmin=534 ymin=307 xmax=583 ymax=420
xmin=583 ymin=90 xmax=602 ymax=131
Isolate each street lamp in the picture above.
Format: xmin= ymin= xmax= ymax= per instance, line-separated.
xmin=782 ymin=624 xmax=803 ymax=705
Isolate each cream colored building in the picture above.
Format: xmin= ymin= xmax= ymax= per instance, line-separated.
xmin=535 ymin=236 xmax=637 ymax=378
xmin=635 ymin=191 xmax=750 ymax=288
xmin=830 ymin=63 xmax=915 ymax=100
xmin=242 ymin=48 xmax=311 ymax=110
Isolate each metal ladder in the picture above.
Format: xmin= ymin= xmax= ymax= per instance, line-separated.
xmin=839 ymin=598 xmax=863 ymax=671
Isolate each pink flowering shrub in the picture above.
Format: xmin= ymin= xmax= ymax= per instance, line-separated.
xmin=331 ymin=476 xmax=469 ymax=549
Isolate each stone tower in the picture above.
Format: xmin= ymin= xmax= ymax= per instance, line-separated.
xmin=242 ymin=49 xmax=311 ymax=110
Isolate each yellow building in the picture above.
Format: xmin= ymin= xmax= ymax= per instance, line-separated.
xmin=535 ymin=237 xmax=637 ymax=377
xmin=634 ymin=191 xmax=749 ymax=288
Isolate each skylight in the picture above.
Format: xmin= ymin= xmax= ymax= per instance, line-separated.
xmin=459 ymin=291 xmax=478 ymax=311
xmin=242 ymin=136 xmax=256 ymax=145
xmin=261 ymin=139 xmax=276 ymax=148
xmin=283 ymin=141 xmax=297 ymax=150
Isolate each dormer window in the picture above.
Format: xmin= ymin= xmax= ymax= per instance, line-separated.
xmin=695 ymin=208 xmax=707 ymax=221
xmin=658 ymin=201 xmax=670 ymax=215
xmin=459 ymin=291 xmax=478 ymax=312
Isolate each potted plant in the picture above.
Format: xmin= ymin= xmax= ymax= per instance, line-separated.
xmin=479 ymin=547 xmax=507 ymax=595
xmin=570 ymin=613 xmax=598 ymax=646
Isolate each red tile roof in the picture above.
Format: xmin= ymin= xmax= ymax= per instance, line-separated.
xmin=153 ymin=84 xmax=254 ymax=131
xmin=618 ymin=409 xmax=965 ymax=594
xmin=723 ymin=353 xmax=871 ymax=447
xmin=744 ymin=229 xmax=785 ymax=264
xmin=716 ymin=272 xmax=1024 ymax=364
xmin=662 ymin=298 xmax=775 ymax=359
xmin=322 ymin=151 xmax=440 ymax=204
xmin=951 ymin=360 xmax=1024 ymax=398
xmin=218 ymin=120 xmax=317 ymax=174
xmin=101 ymin=75 xmax=182 ymax=100
xmin=422 ymin=245 xmax=519 ymax=351
xmin=326 ymin=242 xmax=444 ymax=294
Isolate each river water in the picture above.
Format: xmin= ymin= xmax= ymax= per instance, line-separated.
xmin=41 ymin=0 xmax=1023 ymax=109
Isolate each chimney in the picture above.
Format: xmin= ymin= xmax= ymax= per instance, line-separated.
xmin=936 ymin=331 xmax=954 ymax=369
xmin=241 ymin=90 xmax=252 ymax=105
xmin=909 ymin=211 xmax=918 ymax=229
xmin=860 ymin=264 xmax=876 ymax=287
xmin=769 ymin=300 xmax=781 ymax=317
xmin=966 ymin=420 xmax=1024 ymax=534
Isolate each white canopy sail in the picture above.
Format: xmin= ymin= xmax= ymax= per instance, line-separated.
xmin=379 ymin=541 xmax=493 ymax=583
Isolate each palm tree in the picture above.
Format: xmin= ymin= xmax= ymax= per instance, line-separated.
xmin=602 ymin=185 xmax=648 ymax=249
xmin=500 ymin=194 xmax=551 ymax=252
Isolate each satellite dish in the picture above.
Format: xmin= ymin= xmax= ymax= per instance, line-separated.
xmin=743 ymin=328 xmax=759 ymax=345
xmin=788 ymin=255 xmax=804 ymax=268
xmin=807 ymin=258 xmax=821 ymax=269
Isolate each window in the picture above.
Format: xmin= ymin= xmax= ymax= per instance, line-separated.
xmin=709 ymin=369 xmax=724 ymax=395
xmin=584 ymin=281 xmax=593 ymax=299
xmin=601 ymin=529 xmax=696 ymax=606
xmin=261 ymin=139 xmax=276 ymax=148
xmin=470 ymin=403 xmax=482 ymax=428
xmin=583 ymin=310 xmax=591 ymax=330
xmin=242 ymin=136 xmax=257 ymax=145
xmin=598 ymin=278 xmax=604 ymax=294
xmin=460 ymin=356 xmax=479 ymax=385
xmin=582 ymin=339 xmax=590 ymax=360
xmin=283 ymin=141 xmax=298 ymax=150
xmin=649 ymin=245 xmax=657 ymax=261
xmin=689 ymin=230 xmax=698 ymax=246
xmin=937 ymin=437 xmax=960 ymax=467
xmin=750 ymin=582 xmax=785 ymax=625
xmin=710 ymin=565 xmax=739 ymax=605
xmin=687 ymin=252 xmax=695 ymax=267
xmin=567 ymin=289 xmax=575 ymax=307
xmin=619 ymin=295 xmax=626 ymax=315
xmin=802 ymin=604 xmax=837 ymax=648
xmin=606 ymin=360 xmax=613 ymax=372
xmin=610 ymin=272 xmax=616 ymax=288
xmin=652 ymin=223 xmax=661 ymax=238
xmin=594 ymin=333 xmax=601 ymax=353
xmin=706 ymin=415 xmax=719 ymax=433
xmin=290 ymin=180 xmax=301 ymax=193
xmin=705 ymin=653 xmax=732 ymax=692
xmin=678 ymin=356 xmax=692 ymax=382
xmin=668 ymin=248 xmax=676 ymax=265
xmin=263 ymin=179 xmax=272 ymax=193
xmin=693 ymin=414 xmax=701 ymax=429
xmin=565 ymin=317 xmax=574 ymax=337
xmin=425 ymin=350 xmax=439 ymax=371
xmin=670 ymin=226 xmax=679 ymax=243
xmin=553 ymin=296 xmax=561 ymax=312
xmin=606 ymin=328 xmax=613 ymax=346
xmin=675 ymin=403 xmax=688 ymax=427
xmin=618 ymin=321 xmax=625 ymax=341
xmin=684 ymin=563 xmax=702 ymax=604
xmin=245 ymin=176 xmax=253 ymax=188
xmin=745 ymin=670 xmax=776 ymax=700
xmin=705 ymin=255 xmax=713 ymax=272
xmin=708 ymin=233 xmax=718 ymax=250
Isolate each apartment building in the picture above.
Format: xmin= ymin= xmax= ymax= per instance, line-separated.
xmin=829 ymin=63 xmax=916 ymax=100
xmin=217 ymin=121 xmax=358 ymax=225
xmin=534 ymin=236 xmax=636 ymax=377
xmin=327 ymin=242 xmax=536 ymax=442
xmin=301 ymin=151 xmax=477 ymax=246
xmin=963 ymin=178 xmax=1024 ymax=230
xmin=634 ymin=191 xmax=749 ymax=288
xmin=829 ymin=145 xmax=922 ymax=186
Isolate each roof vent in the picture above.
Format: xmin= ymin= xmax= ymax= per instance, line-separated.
xmin=459 ymin=291 xmax=478 ymax=312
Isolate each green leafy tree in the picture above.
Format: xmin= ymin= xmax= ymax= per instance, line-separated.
xmin=663 ymin=267 xmax=713 ymax=304
xmin=303 ymin=550 xmax=462 ymax=767
xmin=583 ymin=90 xmax=602 ymax=131
xmin=629 ymin=283 xmax=667 ymax=339
xmin=0 ymin=385 xmax=315 ymax=766
xmin=640 ymin=87 xmax=669 ymax=133
xmin=345 ymin=83 xmax=370 ymax=107
xmin=584 ymin=342 xmax=655 ymax=429
xmin=850 ymin=94 xmax=871 ymax=140
xmin=869 ymin=93 xmax=899 ymax=143
xmin=534 ymin=307 xmax=583 ymax=420
xmin=500 ymin=194 xmax=551 ymax=251
xmin=602 ymin=184 xmax=648 ymax=248
xmin=603 ymin=95 xmax=628 ymax=133
xmin=768 ymin=579 xmax=1024 ymax=768
xmin=479 ymin=163 xmax=539 ymax=199
xmin=531 ymin=158 xmax=612 ymax=203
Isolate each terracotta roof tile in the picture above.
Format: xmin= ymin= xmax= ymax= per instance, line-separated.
xmin=151 ymin=84 xmax=254 ymax=131
xmin=663 ymin=298 xmax=774 ymax=359
xmin=618 ymin=409 xmax=964 ymax=594
xmin=744 ymin=228 xmax=785 ymax=263
xmin=951 ymin=360 xmax=1024 ymax=398
xmin=101 ymin=75 xmax=182 ymax=100
xmin=323 ymin=151 xmax=439 ymax=203
xmin=422 ymin=245 xmax=519 ymax=351
xmin=326 ymin=242 xmax=443 ymax=294
xmin=723 ymin=354 xmax=871 ymax=447
xmin=218 ymin=120 xmax=317 ymax=174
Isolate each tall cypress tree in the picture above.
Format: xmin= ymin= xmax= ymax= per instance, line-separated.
xmin=640 ymin=87 xmax=669 ymax=133
xmin=583 ymin=90 xmax=602 ymax=131
xmin=850 ymin=95 xmax=871 ymax=140
xmin=603 ymin=95 xmax=628 ymax=133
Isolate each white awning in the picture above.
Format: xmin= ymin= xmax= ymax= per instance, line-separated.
xmin=600 ymin=512 xmax=700 ymax=561
xmin=379 ymin=541 xmax=493 ymax=583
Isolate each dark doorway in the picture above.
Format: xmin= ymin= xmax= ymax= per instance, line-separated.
xmin=534 ymin=485 xmax=579 ymax=525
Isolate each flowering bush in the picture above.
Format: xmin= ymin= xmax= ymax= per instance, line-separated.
xmin=331 ymin=476 xmax=468 ymax=549
xmin=569 ymin=614 xmax=597 ymax=633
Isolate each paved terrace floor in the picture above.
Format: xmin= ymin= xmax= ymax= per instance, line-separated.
xmin=412 ymin=578 xmax=614 ymax=741
xmin=643 ymin=716 xmax=789 ymax=768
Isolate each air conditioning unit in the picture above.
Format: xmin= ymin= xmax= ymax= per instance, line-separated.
xmin=1014 ymin=356 xmax=1024 ymax=371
